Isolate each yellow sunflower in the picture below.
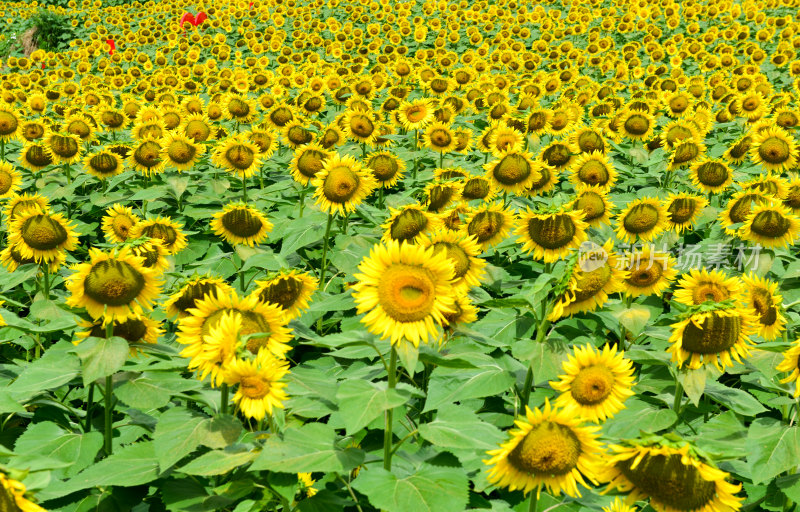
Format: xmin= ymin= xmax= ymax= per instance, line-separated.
xmin=7 ymin=206 xmax=79 ymax=263
xmin=737 ymin=201 xmax=800 ymax=249
xmin=224 ymin=350 xmax=290 ymax=421
xmin=515 ymin=208 xmax=588 ymax=263
xmin=0 ymin=105 xmax=20 ymax=142
xmin=664 ymin=193 xmax=708 ymax=234
xmin=615 ymin=198 xmax=670 ymax=243
xmin=212 ymin=135 xmax=263 ymax=178
xmin=741 ymin=273 xmax=786 ymax=341
xmin=749 ymin=126 xmax=798 ymax=173
xmin=365 ymin=150 xmax=406 ymax=189
xmin=18 ymin=141 xmax=54 ymax=172
xmin=673 ymin=268 xmax=745 ymax=306
xmin=549 ymin=343 xmax=635 ymax=423
xmin=101 ymin=204 xmax=140 ymax=243
xmin=161 ymin=131 xmax=206 ymax=172
xmin=311 ymin=153 xmax=377 ymax=216
xmin=719 ymin=190 xmax=770 ymax=235
xmin=343 ymin=110 xmax=378 ymax=145
xmin=84 ymin=149 xmax=124 ymax=180
xmin=689 ymin=158 xmax=733 ymax=194
xmin=0 ymin=472 xmax=47 ymax=512
xmin=251 ymin=270 xmax=318 ymax=321
xmin=289 ymin=143 xmax=331 ymax=186
xmin=129 ymin=216 xmax=187 ymax=255
xmin=44 ymin=131 xmax=82 ymax=165
xmin=777 ymin=341 xmax=800 ymax=397
xmin=185 ymin=310 xmax=242 ymax=387
xmin=461 ymin=174 xmax=497 ymax=202
xmin=463 ymin=202 xmax=516 ymax=250
xmin=668 ymin=139 xmax=706 ymax=171
xmin=0 ymin=243 xmax=65 ymax=272
xmin=75 ymin=315 xmax=162 ymax=353
xmin=0 ymin=162 xmax=22 ymax=199
xmin=423 ymin=181 xmax=462 ymax=213
xmin=397 ymin=98 xmax=436 ymax=131
xmin=421 ymin=229 xmax=487 ymax=293
xmin=484 ymin=150 xmax=540 ymax=195
xmin=211 ymin=202 xmax=273 ymax=246
xmin=569 ymin=151 xmax=617 ymax=191
xmin=618 ymin=109 xmax=655 ymax=141
xmin=570 ymin=185 xmax=615 ymax=228
xmin=421 ymin=121 xmax=457 ymax=154
xmin=484 ymin=399 xmax=602 ymax=498
xmin=441 ymin=293 xmax=479 ymax=332
xmin=524 ymin=162 xmax=560 ymax=197
xmin=163 ymin=275 xmax=235 ymax=320
xmin=621 ymin=245 xmax=677 ymax=297
xmin=538 ymin=140 xmax=575 ymax=170
xmin=351 ymin=240 xmax=457 ymax=348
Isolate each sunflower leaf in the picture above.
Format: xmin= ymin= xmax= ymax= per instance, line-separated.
xmin=746 ymin=417 xmax=800 ymax=484
xmin=70 ymin=336 xmax=129 ymax=386
xmin=351 ymin=464 xmax=468 ymax=512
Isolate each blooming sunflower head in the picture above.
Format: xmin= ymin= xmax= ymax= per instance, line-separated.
xmin=0 ymin=162 xmax=22 ymax=199
xmin=251 ymin=270 xmax=318 ymax=321
xmin=621 ymin=245 xmax=677 ymax=298
xmin=129 ymin=216 xmax=187 ymax=255
xmin=738 ymin=201 xmax=800 ymax=250
xmin=421 ymin=229 xmax=487 ymax=293
xmin=463 ymin=202 xmax=516 ymax=250
xmin=101 ymin=204 xmax=140 ymax=243
xmin=7 ymin=206 xmax=80 ymax=264
xmin=665 ymin=193 xmax=708 ymax=234
xmin=673 ymin=268 xmax=744 ymax=307
xmin=161 ymin=131 xmax=206 ymax=172
xmin=212 ymin=135 xmax=263 ymax=178
xmin=719 ymin=190 xmax=770 ymax=235
xmin=689 ymin=158 xmax=733 ymax=194
xmin=484 ymin=150 xmax=540 ymax=194
xmin=569 ymin=151 xmax=617 ymax=190
xmin=515 ymin=208 xmax=589 ymax=263
xmin=211 ymin=202 xmax=273 ymax=247
xmin=289 ymin=143 xmax=330 ymax=185
xmin=163 ymin=275 xmax=235 ymax=320
xmin=570 ymin=185 xmax=615 ymax=228
xmin=615 ymin=198 xmax=670 ymax=244
xmin=311 ymin=153 xmax=377 ymax=216
xmin=365 ymin=151 xmax=406 ymax=189
xmin=223 ymin=349 xmax=290 ymax=421
xmin=84 ymin=149 xmax=125 ymax=180
xmin=741 ymin=273 xmax=785 ymax=341
xmin=749 ymin=126 xmax=798 ymax=172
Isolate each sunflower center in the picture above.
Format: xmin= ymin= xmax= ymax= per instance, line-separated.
xmin=623 ymin=204 xmax=660 ymax=234
xmin=297 ymin=150 xmax=326 ymax=179
xmin=628 ymin=261 xmax=663 ymax=287
xmin=542 ymin=144 xmax=571 ymax=167
xmin=21 ymin=214 xmax=68 ymax=250
xmin=323 ymin=165 xmax=360 ymax=203
xmin=428 ymin=186 xmax=455 ymax=211
xmin=550 ymin=112 xmax=569 ymax=131
xmin=669 ymin=96 xmax=689 ymax=113
xmin=84 ymin=260 xmax=146 ymax=306
xmin=730 ymin=137 xmax=752 ymax=159
xmin=390 ymin=209 xmax=428 ymax=241
xmin=167 ymin=140 xmax=197 ymax=164
xmin=228 ymin=98 xmax=250 ymax=118
xmin=577 ymin=160 xmax=609 ymax=186
xmin=405 ymin=106 xmax=426 ymax=123
xmin=758 ymin=137 xmax=790 ymax=164
xmin=239 ymin=375 xmax=269 ymax=399
xmin=376 ymin=264 xmax=436 ymax=323
xmin=574 ymin=264 xmax=612 ymax=302
xmin=508 ymin=421 xmax=581 ymax=476
xmin=728 ymin=194 xmax=762 ymax=224
xmin=259 ymin=278 xmax=303 ymax=310
xmin=90 ymin=318 xmax=147 ymax=343
xmin=578 ymin=132 xmax=604 ymax=153
xmin=0 ymin=170 xmax=13 ymax=194
xmin=185 ymin=120 xmax=211 ymax=141
xmin=696 ymin=162 xmax=728 ymax=186
xmin=785 ymin=188 xmax=800 ymax=209
xmin=50 ymin=135 xmax=79 ymax=158
xmin=23 ymin=122 xmax=45 ymax=140
xmin=25 ymin=145 xmax=53 ymax=167
xmin=668 ymin=198 xmax=696 ymax=224
xmin=224 ymin=145 xmax=256 ymax=170
xmin=528 ymin=112 xmax=547 ymax=131
xmin=221 ymin=208 xmax=263 ymax=238
xmin=320 ymin=129 xmax=340 ymax=148
xmin=429 ymin=129 xmax=451 ymax=148
xmin=574 ymin=192 xmax=605 ymax=221
xmin=624 ymin=114 xmax=650 ymax=135
xmin=140 ymin=223 xmax=178 ymax=246
xmin=494 ymin=133 xmax=518 ymax=152
xmin=528 ymin=166 xmax=552 ymax=191
xmin=134 ymin=141 xmax=162 ymax=168
xmin=691 ymin=283 xmax=729 ymax=304
xmin=101 ymin=111 xmax=125 ymax=128
xmin=174 ymin=282 xmax=223 ymax=313
xmin=750 ymin=210 xmax=790 ymax=237
xmin=494 ymin=154 xmax=531 ymax=185
xmin=112 ymin=215 xmax=135 ymax=239
xmin=527 ymin=214 xmax=576 ymax=249
xmin=349 ymin=114 xmax=374 ymax=137
xmin=432 ymin=242 xmax=470 ymax=279
xmin=0 ymin=112 xmax=18 ymax=135
xmin=682 ymin=312 xmax=740 ymax=354
xmin=570 ymin=364 xmax=615 ymax=405
xmin=751 ymin=288 xmax=777 ymax=326
xmin=133 ymin=244 xmax=161 ymax=268
xmin=67 ymin=120 xmax=90 ymax=139
xmin=90 ymin=153 xmax=119 ymax=174
xmin=617 ymin=453 xmax=716 ymax=510
xmin=369 ymin=155 xmax=398 ymax=181
xmin=469 ymin=211 xmax=504 ymax=242
xmin=288 ymin=126 xmax=313 ymax=145
xmin=666 ymin=126 xmax=693 ymax=146
xmin=673 ymin=142 xmax=699 ymax=164
xmin=462 ymin=178 xmax=490 ymax=200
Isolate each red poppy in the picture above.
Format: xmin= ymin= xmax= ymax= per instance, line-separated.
xmin=180 ymin=12 xmax=195 ymax=27
xmin=106 ymin=39 xmax=115 ymax=55
xmin=194 ymin=11 xmax=207 ymax=25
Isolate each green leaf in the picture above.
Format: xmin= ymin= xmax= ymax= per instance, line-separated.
xmin=199 ymin=415 xmax=243 ymax=449
xmin=351 ymin=464 xmax=469 ymax=512
xmin=14 ymin=422 xmax=102 ymax=477
xmin=7 ymin=342 xmax=80 ymax=400
xmin=609 ymin=304 xmax=651 ymax=337
xmin=178 ymin=447 xmax=257 ymax=476
xmin=70 ymin=336 xmax=129 ymax=386
xmin=704 ymin=381 xmax=767 ymax=416
xmin=335 ymin=380 xmax=413 ymax=435
xmin=418 ymin=405 xmax=504 ymax=452
xmin=694 ymin=411 xmax=747 ymax=459
xmin=153 ymin=408 xmax=206 ymax=471
xmin=278 ymin=211 xmax=327 ymax=257
xmin=250 ymin=423 xmax=364 ymax=473
xmin=603 ymin=399 xmax=677 ymax=438
xmin=746 ymin=417 xmax=800 ymax=484
xmin=677 ymin=368 xmax=707 ymax=407
xmin=424 ymin=359 xmax=515 ymax=412
xmin=115 ymin=371 xmax=201 ymax=410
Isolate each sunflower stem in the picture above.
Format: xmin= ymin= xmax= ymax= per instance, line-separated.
xmin=438 ymin=150 xmax=443 ymax=169
xmin=299 ymin=187 xmax=307 ymax=218
xmin=673 ymin=380 xmax=684 ymax=415
xmin=84 ymin=383 xmax=94 ymax=432
xmin=0 ymin=139 xmax=4 ymax=161
xmin=242 ymin=175 xmax=248 ymax=203
xmin=104 ymin=322 xmax=114 ymax=456
xmin=220 ymin=383 xmax=229 ymax=416
xmin=527 ymin=493 xmax=538 ymax=512
xmin=383 ymin=347 xmax=397 ymax=471
xmin=316 ymin=213 xmax=335 ymax=332
xmin=412 ymin=130 xmax=419 ymax=180
xmin=41 ymin=264 xmax=50 ymax=299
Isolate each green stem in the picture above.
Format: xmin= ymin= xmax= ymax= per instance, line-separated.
xmin=0 ymin=139 xmax=4 ymax=161
xmin=413 ymin=130 xmax=419 ymax=179
xmin=242 ymin=175 xmax=248 ymax=203
xmin=104 ymin=322 xmax=114 ymax=455
xmin=383 ymin=347 xmax=398 ymax=470
xmin=674 ymin=381 xmax=684 ymax=415
xmin=85 ymin=383 xmax=94 ymax=432
xmin=438 ymin=150 xmax=443 ymax=169
xmin=316 ymin=213 xmax=335 ymax=332
xmin=41 ymin=264 xmax=50 ymax=299
xmin=528 ymin=493 xmax=538 ymax=512
xmin=220 ymin=383 xmax=229 ymax=415
xmin=299 ymin=187 xmax=306 ymax=218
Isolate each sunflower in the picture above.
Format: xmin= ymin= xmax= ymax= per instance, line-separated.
xmin=463 ymin=202 xmax=516 ymax=250
xmin=0 ymin=243 xmax=65 ymax=273
xmin=342 ymin=110 xmax=378 ymax=144
xmin=44 ymin=131 xmax=82 ymax=165
xmin=211 ymin=202 xmax=273 ymax=246
xmin=569 ymin=151 xmax=617 ymax=190
xmin=484 ymin=149 xmax=539 ymax=194
xmin=421 ymin=229 xmax=486 ymax=293
xmin=0 ymin=472 xmax=47 ymax=512
xmin=251 ymin=270 xmax=318 ymax=321
xmin=621 ymin=245 xmax=677 ymax=297
xmin=282 ymin=120 xmax=315 ymax=149
xmin=570 ymin=185 xmax=615 ymax=227
xmin=289 ymin=143 xmax=331 ymax=186
xmin=161 ymin=131 xmax=205 ymax=172
xmin=597 ymin=437 xmax=743 ymax=512
xmin=784 ymin=176 xmax=800 ymax=214
xmin=0 ymin=162 xmax=22 ymax=198
xmin=247 ymin=127 xmax=279 ymax=158
xmin=539 ymin=140 xmax=575 ymax=170
xmin=212 ymin=136 xmax=263 ymax=178
xmin=689 ymin=158 xmax=733 ymax=194
xmin=351 ymin=240 xmax=456 ymax=348
xmin=441 ymin=293 xmax=479 ymax=332
xmin=382 ymin=204 xmax=441 ymax=245
xmin=549 ymin=344 xmax=635 ymax=423
xmin=719 ymin=190 xmax=769 ymax=235
xmin=568 ymin=124 xmax=606 ymax=154
xmin=486 ymin=124 xmax=525 ymax=156
xmin=515 ymin=208 xmax=588 ymax=263
xmin=603 ymin=497 xmax=637 ymax=512
xmin=75 ymin=315 xmax=162 ymax=353
xmin=550 ymin=240 xmax=627 ymax=320
xmin=484 ymin=399 xmax=602 ymax=498
xmin=18 ymin=141 xmax=54 ymax=172
xmin=738 ymin=202 xmax=800 ymax=249
xmin=129 ymin=239 xmax=170 ymax=272
xmin=615 ymin=198 xmax=670 ymax=243
xmin=723 ymin=135 xmax=752 ymax=164
xmin=184 ymin=310 xmax=242 ymax=387
xmin=65 ymin=246 xmax=162 ymax=324
xmin=741 ymin=273 xmax=786 ymax=341
xmin=749 ymin=126 xmax=798 ymax=172
xmin=618 ymin=109 xmax=655 ymax=141
xmin=19 ymin=119 xmax=48 ymax=142
xmin=660 ymin=119 xmax=699 ymax=150
xmin=317 ymin=123 xmax=345 ymax=149
xmin=0 ymin=104 xmax=20 ymax=141
xmin=224 ymin=350 xmax=290 ymax=421
xmin=180 ymin=113 xmax=215 ymax=143
xmin=311 ymin=152 xmax=377 ymax=216
xmin=397 ymin=98 xmax=436 ymax=131
xmin=461 ymin=174 xmax=496 ymax=202
xmin=128 ymin=137 xmax=166 ymax=177
xmin=222 ymin=93 xmax=257 ymax=124
xmin=101 ymin=203 xmax=140 ymax=243
xmin=365 ymin=150 xmax=406 ymax=189
xmin=297 ymin=473 xmax=318 ymax=498
xmin=178 ymin=291 xmax=292 ymax=359
xmin=741 ymin=174 xmax=789 ymax=200
xmin=424 ymin=181 xmax=462 ymax=213
xmin=421 ymin=121 xmax=457 ymax=153
xmin=673 ymin=268 xmax=744 ymax=306
xmin=163 ymin=275 xmax=235 ymax=320
xmin=84 ymin=149 xmax=124 ymax=180
xmin=664 ymin=193 xmax=708 ymax=234
xmin=130 ymin=217 xmax=187 ymax=255
xmin=777 ymin=341 xmax=800 ymax=397
xmin=668 ymin=139 xmax=706 ymax=170
xmin=8 ymin=206 xmax=79 ymax=263
xmin=524 ymin=162 xmax=560 ymax=197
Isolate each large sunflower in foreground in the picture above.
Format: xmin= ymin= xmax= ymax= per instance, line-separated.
xmin=673 ymin=268 xmax=744 ymax=306
xmin=224 ymin=350 xmax=290 ymax=421
xmin=351 ymin=240 xmax=456 ymax=348
xmin=515 ymin=208 xmax=588 ymax=262
xmin=0 ymin=471 xmax=46 ymax=512
xmin=597 ymin=437 xmax=743 ymax=512
xmin=484 ymin=399 xmax=602 ymax=498
xmin=8 ymin=207 xmax=80 ymax=264
xmin=311 ymin=153 xmax=377 ymax=215
xmin=211 ymin=202 xmax=273 ymax=246
xmin=741 ymin=273 xmax=786 ymax=341
xmin=615 ymin=197 xmax=670 ymax=243
xmin=550 ymin=344 xmax=635 ymax=423
xmin=251 ymin=270 xmax=318 ymax=321
xmin=66 ymin=246 xmax=162 ymax=323
xmin=737 ymin=201 xmax=800 ymax=249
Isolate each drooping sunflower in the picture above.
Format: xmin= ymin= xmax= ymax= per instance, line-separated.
xmin=421 ymin=229 xmax=487 ymax=293
xmin=251 ymin=270 xmax=318 ymax=321
xmin=365 ymin=151 xmax=406 ymax=189
xmin=224 ymin=350 xmax=290 ymax=421
xmin=570 ymin=185 xmax=615 ymax=228
xmin=161 ymin=131 xmax=206 ymax=172
xmin=569 ymin=151 xmax=617 ymax=191
xmin=549 ymin=344 xmax=635 ymax=423
xmin=515 ymin=208 xmax=589 ymax=262
xmin=163 ymin=275 xmax=235 ymax=320
xmin=8 ymin=206 xmax=79 ymax=263
xmin=75 ymin=315 xmax=162 ymax=353
xmin=621 ymin=245 xmax=678 ymax=297
xmin=101 ymin=204 xmax=140 ymax=243
xmin=351 ymin=240 xmax=457 ymax=348
xmin=423 ymin=181 xmax=462 ymax=213
xmin=749 ymin=126 xmax=799 ymax=173
xmin=461 ymin=174 xmax=496 ymax=202
xmin=66 ymin=246 xmax=162 ymax=323
xmin=211 ymin=202 xmax=273 ymax=247
xmin=597 ymin=437 xmax=743 ymax=512
xmin=741 ymin=174 xmax=789 ymax=200
xmin=130 ymin=216 xmax=187 ymax=255
xmin=723 ymin=134 xmax=752 ymax=165
xmin=397 ymin=98 xmax=436 ymax=131
xmin=777 ymin=341 xmax=800 ymax=397
xmin=0 ymin=162 xmax=22 ymax=198
xmin=741 ymin=273 xmax=786 ymax=341
xmin=463 ymin=202 xmax=516 ymax=250
xmin=539 ymin=140 xmax=575 ymax=170
xmin=484 ymin=149 xmax=539 ymax=195
xmin=212 ymin=135 xmax=263 ymax=178
xmin=664 ymin=193 xmax=708 ymax=234
xmin=484 ymin=399 xmax=603 ymax=498
xmin=673 ymin=268 xmax=744 ymax=306
xmin=737 ymin=201 xmax=800 ymax=249
xmin=289 ymin=143 xmax=331 ymax=186
xmin=382 ymin=203 xmax=442 ymax=245
xmin=689 ymin=158 xmax=733 ymax=194
xmin=311 ymin=153 xmax=377 ymax=216
xmin=615 ymin=198 xmax=670 ymax=243
xmin=222 ymin=93 xmax=257 ymax=124
xmin=719 ymin=190 xmax=770 ymax=235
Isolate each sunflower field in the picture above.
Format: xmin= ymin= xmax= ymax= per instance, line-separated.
xmin=2 ymin=0 xmax=800 ymax=511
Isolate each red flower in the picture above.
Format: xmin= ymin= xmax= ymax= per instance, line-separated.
xmin=180 ymin=12 xmax=196 ymax=27
xmin=106 ymin=39 xmax=115 ymax=56
xmin=194 ymin=11 xmax=207 ymax=26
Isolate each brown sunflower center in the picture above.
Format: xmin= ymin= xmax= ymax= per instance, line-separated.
xmin=22 ymin=122 xmax=45 ymax=141
xmin=682 ymin=312 xmax=740 ymax=354
xmin=67 ymin=120 xmax=90 ymax=139
xmin=494 ymin=154 xmax=531 ymax=185
xmin=751 ymin=288 xmax=777 ymax=326
xmin=750 ymin=210 xmax=790 ymax=238
xmin=185 ymin=120 xmax=211 ymax=142
xmin=528 ymin=166 xmax=552 ymax=191
xmin=297 ymin=150 xmax=326 ymax=179
xmin=174 ymin=282 xmax=224 ymax=313
xmin=224 ymin=145 xmax=256 ymax=170
xmin=133 ymin=141 xmax=162 ymax=168
xmin=90 ymin=318 xmax=147 ymax=343
xmin=728 ymin=194 xmax=762 ymax=224
xmin=427 ymin=185 xmax=456 ymax=212
xmin=528 ymin=111 xmax=548 ymax=131
xmin=573 ymin=264 xmax=612 ymax=302
xmin=0 ymin=112 xmax=18 ymax=135
xmin=462 ymin=178 xmax=490 ymax=200
xmin=508 ymin=421 xmax=581 ymax=476
xmin=669 ymin=96 xmax=689 ymax=113
xmin=239 ymin=375 xmax=269 ymax=398
xmin=666 ymin=126 xmax=693 ymax=147
xmin=696 ymin=162 xmax=728 ymax=187
xmin=542 ymin=143 xmax=571 ymax=167
xmin=349 ymin=114 xmax=375 ymax=138
xmin=758 ymin=137 xmax=790 ymax=164
xmin=574 ymin=192 xmax=605 ymax=221
xmin=527 ymin=214 xmax=577 ymax=249
xmin=432 ymin=242 xmax=470 ymax=279
xmin=132 ymin=243 xmax=161 ymax=268
xmin=550 ymin=112 xmax=569 ymax=131
xmin=390 ymin=209 xmax=428 ymax=241
xmin=577 ymin=160 xmax=609 ymax=186
xmin=577 ymin=131 xmax=604 ymax=153
xmin=617 ymin=453 xmax=716 ymax=510
xmin=259 ymin=278 xmax=303 ymax=310
xmin=668 ymin=198 xmax=697 ymax=224
xmin=627 ymin=260 xmax=664 ymax=288
xmin=570 ymin=364 xmax=615 ymax=405
xmin=101 ymin=111 xmax=125 ymax=128
xmin=323 ymin=165 xmax=360 ymax=203
xmin=429 ymin=128 xmax=451 ymax=148
xmin=167 ymin=140 xmax=197 ymax=164
xmin=50 ymin=135 xmax=79 ymax=158
xmin=405 ymin=105 xmax=427 ymax=123
xmin=221 ymin=208 xmax=264 ymax=238
xmin=111 ymin=215 xmax=135 ymax=239
xmin=691 ymin=282 xmax=730 ymax=304
xmin=90 ymin=153 xmax=119 ymax=174
xmin=140 ymin=223 xmax=178 ymax=246
xmin=623 ymin=204 xmax=660 ymax=234
xmin=376 ymin=264 xmax=437 ymax=322
xmin=368 ymin=155 xmax=398 ymax=182
xmin=785 ymin=188 xmax=800 ymax=209
xmin=624 ymin=114 xmax=650 ymax=135
xmin=270 ymin=107 xmax=293 ymax=127
xmin=227 ymin=98 xmax=250 ymax=118
xmin=469 ymin=211 xmax=504 ymax=243
xmin=21 ymin=214 xmax=68 ymax=250
xmin=287 ymin=126 xmax=313 ymax=145
xmin=84 ymin=260 xmax=146 ymax=306
xmin=25 ymin=145 xmax=53 ymax=167
xmin=672 ymin=142 xmax=699 ymax=165
xmin=0 ymin=170 xmax=13 ymax=194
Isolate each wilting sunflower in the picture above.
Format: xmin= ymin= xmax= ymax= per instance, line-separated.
xmin=569 ymin=152 xmax=617 ymax=191
xmin=84 ymin=149 xmax=124 ymax=180
xmin=621 ymin=245 xmax=677 ymax=297
xmin=749 ymin=126 xmax=799 ymax=173
xmin=252 ymin=270 xmax=318 ymax=321
xmin=484 ymin=399 xmax=602 ymax=498
xmin=738 ymin=201 xmax=800 ymax=249
xmin=129 ymin=216 xmax=187 ymax=255
xmin=397 ymin=98 xmax=435 ymax=131
xmin=422 ymin=229 xmax=486 ymax=293
xmin=673 ymin=268 xmax=744 ymax=306
xmin=719 ymin=190 xmax=769 ymax=235
xmin=597 ymin=437 xmax=743 ymax=512
xmin=550 ymin=240 xmax=627 ymax=320
xmin=128 ymin=137 xmax=165 ymax=177
xmin=464 ymin=202 xmax=516 ymax=250
xmin=75 ymin=315 xmax=162 ymax=353
xmin=311 ymin=153 xmax=377 ymax=216
xmin=668 ymin=303 xmax=756 ymax=371
xmin=689 ymin=158 xmax=733 ymax=194
xmin=185 ymin=310 xmax=242 ymax=387
xmin=365 ymin=150 xmax=406 ymax=188
xmin=741 ymin=273 xmax=786 ymax=341
xmin=484 ymin=149 xmax=539 ymax=194
xmin=101 ymin=204 xmax=140 ymax=243
xmin=212 ymin=135 xmax=263 ymax=178
xmin=163 ymin=275 xmax=235 ymax=319
xmin=0 ymin=162 xmax=22 ymax=198
xmin=549 ymin=344 xmax=635 ymax=423
xmin=66 ymin=246 xmax=162 ymax=323
xmin=664 ymin=193 xmax=708 ymax=234
xmin=0 ymin=471 xmax=46 ymax=512
xmin=515 ymin=208 xmax=588 ymax=262
xmin=211 ymin=202 xmax=273 ymax=246
xmin=615 ymin=198 xmax=670 ymax=243
xmin=570 ymin=185 xmax=615 ymax=227
xmin=289 ymin=143 xmax=331 ymax=185
xmin=161 ymin=131 xmax=206 ymax=172
xmin=777 ymin=341 xmax=800 ymax=397
xmin=18 ymin=141 xmax=54 ymax=172
xmin=224 ymin=350 xmax=290 ymax=421
xmin=8 ymin=206 xmax=79 ymax=263
xmin=351 ymin=240 xmax=456 ymax=348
